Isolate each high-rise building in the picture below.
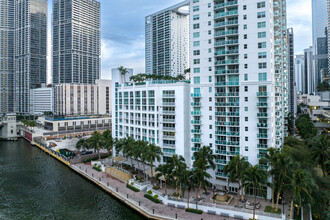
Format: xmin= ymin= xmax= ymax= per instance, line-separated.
xmin=145 ymin=1 xmax=190 ymax=76
xmin=294 ymin=55 xmax=305 ymax=94
xmin=189 ymin=0 xmax=288 ymax=197
xmin=0 ymin=0 xmax=15 ymax=114
xmin=15 ymin=0 xmax=48 ymax=115
xmin=312 ymin=0 xmax=328 ymax=91
xmin=52 ymin=0 xmax=101 ymax=84
xmin=287 ymin=28 xmax=295 ymax=116
xmin=304 ymin=46 xmax=314 ymax=94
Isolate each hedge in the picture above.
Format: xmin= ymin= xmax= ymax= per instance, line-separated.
xmin=127 ymin=184 xmax=140 ymax=192
xmin=84 ymin=155 xmax=108 ymax=163
xmin=185 ymin=208 xmax=203 ymax=214
xmin=144 ymin=194 xmax=161 ymax=203
xmin=93 ymin=166 xmax=102 ymax=172
xmin=264 ymin=206 xmax=281 ymax=214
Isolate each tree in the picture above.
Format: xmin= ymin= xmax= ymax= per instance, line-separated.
xmin=145 ymin=143 xmax=163 ymax=185
xmin=286 ymin=169 xmax=314 ymax=219
xmin=88 ymin=131 xmax=106 ymax=161
xmin=121 ymin=137 xmax=136 ymax=170
xmin=317 ymin=80 xmax=330 ymax=92
xmin=192 ymin=160 xmax=212 ymax=209
xmin=295 ymin=114 xmax=318 ymax=139
xmin=170 ymin=154 xmax=186 ymax=197
xmin=224 ymin=155 xmax=250 ymax=202
xmin=155 ymin=163 xmax=173 ymax=195
xmin=118 ymin=66 xmax=129 ymax=83
xmin=76 ymin=138 xmax=89 ymax=151
xmin=138 ymin=140 xmax=149 ymax=180
xmin=310 ymin=135 xmax=330 ymax=177
xmin=102 ymin=129 xmax=114 ymax=157
xmin=242 ymin=165 xmax=267 ymax=220
xmin=132 ymin=140 xmax=144 ymax=175
xmin=184 ymin=170 xmax=196 ymax=209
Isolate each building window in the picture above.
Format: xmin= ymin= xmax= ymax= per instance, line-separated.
xmin=257 ymin=21 xmax=266 ymax=28
xmin=209 ymin=76 xmax=212 ymax=82
xmin=193 ymin=6 xmax=199 ymax=12
xmin=245 ymin=107 xmax=248 ymax=111
xmin=245 ymin=127 xmax=248 ymax=131
xmin=209 ymin=106 xmax=212 ymax=111
xmin=257 ymin=11 xmax=266 ymax=18
xmin=245 ymin=117 xmax=248 ymax=122
xmin=194 ymin=76 xmax=200 ymax=84
xmin=193 ymin=15 xmax=200 ymax=20
xmin=244 ymin=74 xmax=248 ymax=81
xmin=243 ymin=24 xmax=247 ymax=29
xmin=193 ymin=50 xmax=200 ymax=55
xmin=258 ymin=42 xmax=266 ymax=48
xmin=243 ymin=14 xmax=247 ymax=20
xmin=193 ymin=23 xmax=200 ymax=29
xmin=244 ymin=86 xmax=248 ymax=92
xmin=258 ymin=62 xmax=267 ymax=69
xmin=244 ymin=64 xmax=248 ymax=69
xmin=245 ymin=137 xmax=248 ymax=141
xmin=258 ymin=72 xmax=267 ymax=81
xmin=193 ymin=32 xmax=200 ymax=38
xmin=245 ymin=146 xmax=249 ymax=151
xmin=245 ymin=97 xmax=248 ymax=102
xmin=194 ymin=68 xmax=201 ymax=73
xmin=243 ymin=5 xmax=247 ymax=10
xmin=257 ymin=1 xmax=266 ymax=8
xmin=209 ymin=67 xmax=212 ymax=71
xmin=258 ymin=52 xmax=267 ymax=59
xmin=209 ymin=87 xmax=212 ymax=92
xmin=209 ymin=97 xmax=212 ymax=102
xmin=244 ymin=34 xmax=247 ymax=39
xmin=244 ymin=44 xmax=247 ymax=49
xmin=193 ymin=41 xmax=200 ymax=47
xmin=208 ymin=3 xmax=211 ymax=8
xmin=258 ymin=32 xmax=266 ymax=38
xmin=193 ymin=59 xmax=200 ymax=64
xmin=244 ymin=54 xmax=248 ymax=59
xmin=193 ymin=0 xmax=199 ymax=2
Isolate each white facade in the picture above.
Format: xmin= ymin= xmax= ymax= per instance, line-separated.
xmin=0 ymin=113 xmax=18 ymax=140
xmin=189 ymin=0 xmax=287 ymax=196
xmin=145 ymin=1 xmax=190 ymax=76
xmin=30 ymin=87 xmax=54 ymax=115
xmin=112 ymin=69 xmax=191 ymax=166
xmin=294 ymin=54 xmax=305 ymax=94
xmin=54 ymin=80 xmax=111 ymax=116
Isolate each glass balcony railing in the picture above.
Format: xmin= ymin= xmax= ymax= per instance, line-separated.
xmin=257 ymin=123 xmax=268 ymax=128
xmin=257 ymin=102 xmax=268 ymax=107
xmin=215 ymin=30 xmax=239 ymax=37
xmin=191 ymin=138 xmax=202 ymax=143
xmin=214 ymin=20 xmax=239 ymax=28
xmin=191 ymin=93 xmax=201 ymax=98
xmin=215 ymin=81 xmax=239 ymax=86
xmin=214 ymin=10 xmax=238 ymax=19
xmin=214 ymin=0 xmax=238 ymax=9
xmin=257 ymin=113 xmax=268 ymax=117
xmin=191 ymin=111 xmax=202 ymax=116
xmin=257 ymin=133 xmax=268 ymax=138
xmin=256 ymin=92 xmax=268 ymax=97
xmin=215 ymin=69 xmax=239 ymax=75
xmin=214 ymin=39 xmax=239 ymax=47
xmin=191 ymin=120 xmax=202 ymax=124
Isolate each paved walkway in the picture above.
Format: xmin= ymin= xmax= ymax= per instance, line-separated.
xmin=74 ymin=163 xmax=236 ymax=220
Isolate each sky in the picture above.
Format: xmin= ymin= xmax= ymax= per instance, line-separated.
xmin=47 ymin=0 xmax=312 ymax=81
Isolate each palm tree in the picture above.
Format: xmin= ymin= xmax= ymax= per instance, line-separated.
xmin=310 ymin=135 xmax=330 ymax=177
xmin=170 ymin=154 xmax=186 ymax=196
xmin=260 ymin=148 xmax=281 ymax=208
xmin=88 ymin=131 xmax=106 ymax=161
xmin=118 ymin=66 xmax=129 ymax=83
xmin=191 ymin=161 xmax=211 ymax=210
xmin=286 ymin=169 xmax=314 ymax=219
xmin=242 ymin=164 xmax=267 ymax=220
xmin=145 ymin=143 xmax=163 ymax=185
xmin=224 ymin=155 xmax=250 ymax=202
xmin=76 ymin=138 xmax=89 ymax=151
xmin=139 ymin=140 xmax=149 ymax=180
xmin=155 ymin=163 xmax=173 ymax=195
xmin=193 ymin=146 xmax=216 ymax=196
xmin=132 ymin=140 xmax=144 ymax=174
xmin=121 ymin=137 xmax=136 ymax=170
xmin=102 ymin=129 xmax=114 ymax=157
xmin=184 ymin=170 xmax=196 ymax=209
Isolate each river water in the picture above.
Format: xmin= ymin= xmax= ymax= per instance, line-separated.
xmin=0 ymin=139 xmax=144 ymax=220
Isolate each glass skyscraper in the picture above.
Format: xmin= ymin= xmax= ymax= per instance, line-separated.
xmin=312 ymin=0 xmax=328 ymax=90
xmin=52 ymin=0 xmax=101 ymax=84
xmin=0 ymin=0 xmax=15 ymax=114
xmin=0 ymin=0 xmax=47 ymax=115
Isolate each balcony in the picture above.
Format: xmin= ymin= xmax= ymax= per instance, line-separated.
xmin=215 ymin=30 xmax=239 ymax=38
xmin=214 ymin=20 xmax=238 ymax=28
xmin=163 ymin=143 xmax=175 ymax=148
xmin=191 ymin=111 xmax=202 ymax=116
xmin=214 ymin=10 xmax=238 ymax=19
xmin=215 ymin=49 xmax=239 ymax=56
xmin=215 ymin=81 xmax=239 ymax=86
xmin=191 ymin=129 xmax=202 ymax=134
xmin=191 ymin=93 xmax=201 ymax=98
xmin=214 ymin=40 xmax=239 ymax=47
xmin=257 ymin=123 xmax=268 ymax=128
xmin=163 ymin=118 xmax=175 ymax=123
xmin=215 ymin=102 xmax=239 ymax=107
xmin=257 ymin=102 xmax=268 ymax=107
xmin=257 ymin=113 xmax=268 ymax=118
xmin=214 ymin=0 xmax=238 ymax=9
xmin=163 ymin=135 xmax=175 ymax=140
xmin=191 ymin=138 xmax=202 ymax=143
xmin=257 ymin=144 xmax=268 ymax=149
xmin=215 ymin=159 xmax=228 ymax=164
xmin=191 ymin=102 xmax=202 ymax=107
xmin=163 ymin=110 xmax=175 ymax=115
xmin=215 ymin=69 xmax=239 ymax=75
xmin=257 ymin=133 xmax=268 ymax=139
xmin=191 ymin=120 xmax=202 ymax=124
xmin=163 ymin=127 xmax=175 ymax=131
xmin=163 ymin=102 xmax=175 ymax=106
xmin=257 ymin=92 xmax=268 ymax=97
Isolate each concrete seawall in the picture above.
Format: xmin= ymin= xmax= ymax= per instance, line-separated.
xmin=30 ymin=140 xmax=172 ymax=220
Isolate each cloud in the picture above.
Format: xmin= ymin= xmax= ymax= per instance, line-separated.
xmin=287 ymin=0 xmax=312 ymax=54
xmin=100 ymin=36 xmax=145 ymax=80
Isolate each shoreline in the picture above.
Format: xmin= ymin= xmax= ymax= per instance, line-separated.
xmin=27 ymin=138 xmax=172 ymax=220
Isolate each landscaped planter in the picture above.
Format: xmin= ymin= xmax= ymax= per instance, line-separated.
xmin=93 ymin=166 xmax=102 ymax=172
xmin=264 ymin=206 xmax=281 ymax=214
xmin=185 ymin=208 xmax=203 ymax=214
xmin=144 ymin=194 xmax=161 ymax=203
xmin=126 ymin=183 xmax=140 ymax=192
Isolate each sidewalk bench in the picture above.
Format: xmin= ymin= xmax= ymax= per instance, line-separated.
xmin=177 ymin=205 xmax=185 ymax=209
xmin=167 ymin=203 xmax=175 ymax=207
xmin=234 ymin=215 xmax=243 ymax=219
xmin=207 ymin=210 xmax=216 ymax=215
xmin=220 ymin=212 xmax=230 ymax=217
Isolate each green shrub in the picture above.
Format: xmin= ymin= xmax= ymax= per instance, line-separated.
xmin=97 ymin=165 xmax=101 ymax=169
xmin=172 ymin=192 xmax=179 ymax=197
xmin=84 ymin=155 xmax=108 ymax=163
xmin=93 ymin=166 xmax=102 ymax=172
xmin=153 ymin=186 xmax=160 ymax=190
xmin=264 ymin=206 xmax=281 ymax=214
xmin=154 ymin=195 xmax=158 ymax=199
xmin=126 ymin=183 xmax=140 ymax=192
xmin=144 ymin=194 xmax=161 ymax=203
xmin=185 ymin=208 xmax=203 ymax=214
xmin=131 ymin=182 xmax=134 ymax=185
xmin=147 ymin=190 xmax=152 ymax=195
